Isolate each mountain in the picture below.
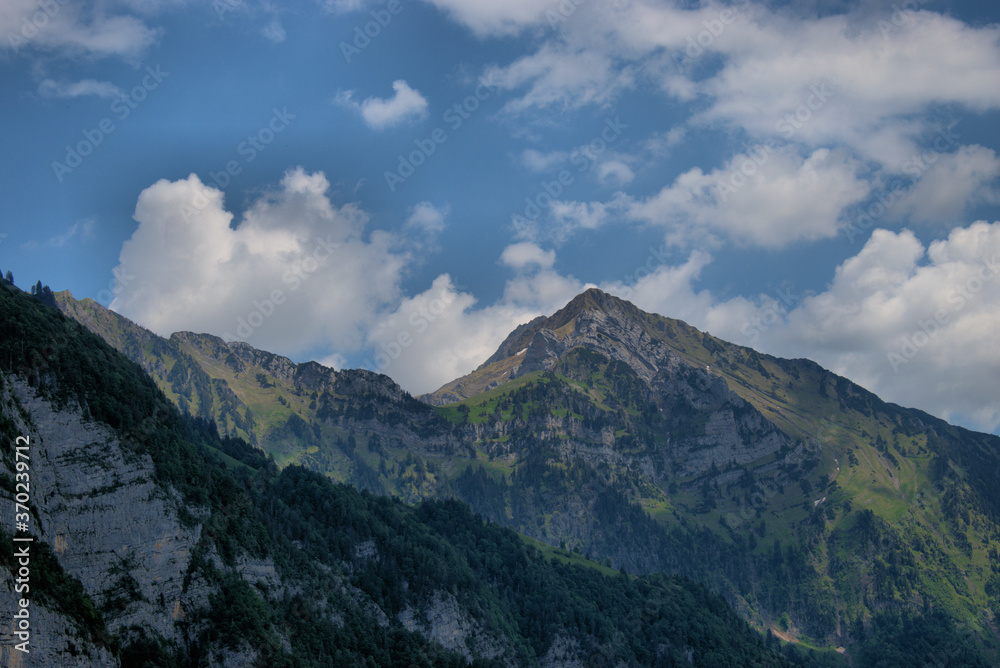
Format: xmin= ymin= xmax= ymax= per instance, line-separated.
xmin=54 ymin=287 xmax=1000 ymax=664
xmin=0 ymin=280 xmax=798 ymax=666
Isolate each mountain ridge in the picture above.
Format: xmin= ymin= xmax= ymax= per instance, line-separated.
xmin=50 ymin=285 xmax=1000 ymax=662
xmin=3 ymin=279 xmax=801 ymax=667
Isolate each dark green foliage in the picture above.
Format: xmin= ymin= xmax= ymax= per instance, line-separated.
xmin=450 ymin=465 xmax=508 ymax=524
xmin=263 ymin=466 xmax=792 ymax=667
xmin=16 ymin=282 xmax=1000 ymax=664
xmin=0 ymin=281 xmax=793 ymax=667
xmin=204 ymin=572 xmax=281 ymax=654
xmin=118 ymin=627 xmax=180 ymax=667
xmin=0 ymin=530 xmax=114 ymax=652
xmin=854 ymin=611 xmax=990 ymax=667
xmin=349 ymin=451 xmax=384 ymax=494
xmin=29 ymin=281 xmax=57 ymax=308
xmin=0 ymin=283 xmax=268 ymax=550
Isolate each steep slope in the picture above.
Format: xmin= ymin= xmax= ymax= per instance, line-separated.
xmin=425 ymin=289 xmax=1000 ymax=656
xmin=430 ymin=289 xmax=1000 ymax=560
xmin=56 ymin=291 xmax=465 ymax=501
xmin=55 ymin=287 xmax=1000 ymax=662
xmin=4 ymin=282 xmax=796 ymax=666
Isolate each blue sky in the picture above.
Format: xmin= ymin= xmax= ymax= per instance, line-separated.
xmin=2 ymin=0 xmax=1000 ymax=434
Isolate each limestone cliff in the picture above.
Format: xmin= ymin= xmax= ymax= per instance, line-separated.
xmin=0 ymin=377 xmax=249 ymax=666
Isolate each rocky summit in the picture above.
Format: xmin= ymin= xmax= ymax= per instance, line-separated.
xmin=17 ymin=283 xmax=1000 ymax=665
xmin=1 ymin=279 xmax=797 ymax=667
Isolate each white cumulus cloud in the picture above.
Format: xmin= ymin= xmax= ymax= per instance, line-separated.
xmin=622 ymin=146 xmax=869 ymax=248
xmin=338 ymin=80 xmax=429 ymax=130
xmin=0 ymin=0 xmax=158 ymax=59
xmin=110 ymin=168 xmax=409 ymax=357
xmin=500 ymin=241 xmax=555 ymax=270
xmin=38 ymin=78 xmax=123 ymax=99
xmin=891 ymin=145 xmax=1000 ymax=226
xmin=405 ymin=201 xmax=449 ymax=234
xmin=707 ymin=222 xmax=1000 ymax=432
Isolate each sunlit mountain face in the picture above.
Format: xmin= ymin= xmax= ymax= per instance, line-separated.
xmin=3 ymin=1 xmax=1000 ymax=664
xmin=44 ymin=284 xmax=1000 ymax=664
xmin=3 ymin=0 xmax=1000 ymax=438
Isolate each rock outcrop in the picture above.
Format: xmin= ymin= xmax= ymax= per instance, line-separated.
xmin=0 ymin=377 xmax=257 ymax=666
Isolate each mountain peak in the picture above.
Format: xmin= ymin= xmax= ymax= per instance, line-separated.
xmin=422 ymin=289 xmax=679 ymax=405
xmin=472 ymin=289 xmax=622 ymax=374
xmin=551 ymin=287 xmax=620 ymax=321
xmin=565 ymin=286 xmax=611 ymax=309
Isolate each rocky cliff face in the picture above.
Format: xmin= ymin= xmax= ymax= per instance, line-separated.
xmin=0 ymin=565 xmax=117 ymax=668
xmin=460 ymin=291 xmax=801 ymax=484
xmin=0 ymin=283 xmax=809 ymax=665
xmin=0 ymin=376 xmax=251 ymax=666
xmin=0 ymin=374 xmax=522 ymax=666
xmin=48 ymin=286 xmax=1000 ymax=658
xmin=53 ymin=287 xmax=814 ymax=577
xmin=398 ymin=590 xmax=511 ymax=665
xmin=510 ymin=300 xmax=672 ymax=385
xmin=56 ymin=291 xmax=467 ymax=470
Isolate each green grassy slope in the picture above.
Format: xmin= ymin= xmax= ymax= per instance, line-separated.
xmin=421 ymin=290 xmax=1000 ymax=657
xmin=52 ymin=287 xmax=1000 ymax=662
xmin=6 ymin=281 xmax=800 ymax=667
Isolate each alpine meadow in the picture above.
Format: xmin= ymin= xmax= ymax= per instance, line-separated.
xmin=3 ymin=0 xmax=1000 ymax=666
